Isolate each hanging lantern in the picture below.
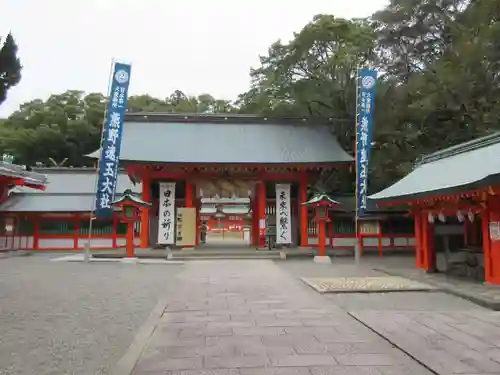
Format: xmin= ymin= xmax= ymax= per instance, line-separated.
xmin=427 ymin=212 xmax=435 ymax=223
xmin=438 ymin=212 xmax=446 ymax=223
xmin=468 ymin=209 xmax=475 ymax=223
xmin=456 ymin=210 xmax=465 ymax=223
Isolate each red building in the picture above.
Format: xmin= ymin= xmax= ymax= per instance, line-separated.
xmin=370 ymin=132 xmax=500 ymax=284
xmin=0 ymin=168 xmax=140 ymax=250
xmin=0 ymin=162 xmax=47 ymax=249
xmin=0 ymin=114 xmax=414 ymax=253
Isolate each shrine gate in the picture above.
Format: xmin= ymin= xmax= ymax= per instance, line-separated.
xmin=89 ymin=113 xmax=352 ymax=249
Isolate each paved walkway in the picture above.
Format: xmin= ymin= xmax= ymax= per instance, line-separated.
xmin=353 ymin=310 xmax=500 ymax=375
xmin=130 ymin=260 xmax=431 ymax=375
xmin=378 ymin=267 xmax=500 ymax=310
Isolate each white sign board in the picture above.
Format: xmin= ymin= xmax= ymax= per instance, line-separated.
xmin=158 ymin=182 xmax=176 ymax=244
xmin=275 ymin=183 xmax=292 ymax=244
xmin=489 ymin=221 xmax=500 ymax=241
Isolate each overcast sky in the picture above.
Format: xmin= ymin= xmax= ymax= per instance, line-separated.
xmin=0 ymin=0 xmax=388 ymax=117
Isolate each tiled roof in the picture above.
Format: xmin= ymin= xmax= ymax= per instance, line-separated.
xmin=370 ymin=132 xmax=500 ymax=202
xmin=0 ymin=169 xmax=140 ymax=212
xmin=87 ymin=114 xmax=353 ymax=165
xmin=0 ymin=162 xmax=48 ymax=187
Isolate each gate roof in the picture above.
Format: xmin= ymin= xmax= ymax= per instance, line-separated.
xmin=87 ymin=114 xmax=352 ymax=165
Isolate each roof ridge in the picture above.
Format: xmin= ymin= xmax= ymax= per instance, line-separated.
xmin=418 ymin=131 xmax=500 ymax=165
xmin=124 ymin=113 xmax=341 ymax=126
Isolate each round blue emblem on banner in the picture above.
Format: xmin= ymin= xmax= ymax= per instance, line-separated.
xmin=114 ymin=70 xmax=129 ymax=84
xmin=361 ymin=75 xmax=376 ymax=89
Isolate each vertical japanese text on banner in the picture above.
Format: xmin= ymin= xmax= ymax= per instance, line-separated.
xmin=95 ymin=62 xmax=132 ymax=217
xmin=356 ymin=68 xmax=377 ymax=217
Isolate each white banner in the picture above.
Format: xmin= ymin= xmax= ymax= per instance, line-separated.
xmin=275 ymin=183 xmax=292 ymax=244
xmin=158 ymin=182 xmax=176 ymax=244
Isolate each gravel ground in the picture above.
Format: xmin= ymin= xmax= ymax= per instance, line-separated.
xmin=277 ymin=258 xmax=485 ymax=312
xmin=0 ymin=254 xmax=183 ymax=375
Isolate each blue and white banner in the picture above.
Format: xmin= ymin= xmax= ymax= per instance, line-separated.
xmin=356 ymin=68 xmax=377 ymax=217
xmin=95 ymin=61 xmax=132 ymax=217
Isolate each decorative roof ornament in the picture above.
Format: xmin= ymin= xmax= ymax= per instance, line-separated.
xmin=110 ymin=188 xmax=151 ymax=208
xmin=301 ymin=192 xmax=340 ymax=207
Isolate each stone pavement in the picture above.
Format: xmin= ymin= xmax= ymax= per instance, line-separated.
xmin=352 ymin=310 xmax=500 ymax=375
xmin=130 ymin=260 xmax=431 ymax=375
xmin=378 ymin=267 xmax=500 ymax=310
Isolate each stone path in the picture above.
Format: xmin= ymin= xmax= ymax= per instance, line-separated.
xmin=377 ymin=267 xmax=500 ymax=310
xmin=131 ymin=260 xmax=431 ymax=375
xmin=352 ymin=310 xmax=500 ymax=375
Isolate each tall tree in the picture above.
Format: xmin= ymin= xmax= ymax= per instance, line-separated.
xmin=0 ymin=90 xmax=235 ymax=166
xmin=0 ymin=33 xmax=22 ymax=106
xmin=238 ymin=15 xmax=376 ymax=152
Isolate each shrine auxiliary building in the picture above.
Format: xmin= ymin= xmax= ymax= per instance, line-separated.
xmin=89 ymin=113 xmax=353 ymax=249
xmin=370 ymin=132 xmax=500 ymax=285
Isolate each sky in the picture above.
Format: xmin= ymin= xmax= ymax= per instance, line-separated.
xmin=0 ymin=0 xmax=388 ymax=117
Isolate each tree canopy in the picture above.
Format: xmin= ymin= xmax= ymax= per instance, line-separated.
xmin=0 ymin=90 xmax=236 ymax=167
xmin=1 ymin=0 xmax=499 ymax=193
xmin=0 ymin=33 xmax=22 ymax=106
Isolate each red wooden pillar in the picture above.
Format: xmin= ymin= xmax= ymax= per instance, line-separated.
xmin=33 ymin=215 xmax=40 ymax=250
xmin=126 ymin=221 xmax=134 ymax=257
xmin=195 ymin=199 xmax=200 ymax=246
xmin=258 ymin=181 xmax=266 ymax=248
xmin=73 ymin=215 xmax=79 ymax=250
xmin=251 ymin=192 xmax=258 ymax=246
xmin=414 ymin=212 xmax=423 ymax=268
xmin=184 ymin=181 xmax=194 ymax=248
xmin=299 ymin=171 xmax=308 ymax=247
xmin=140 ymin=170 xmax=151 ymax=248
xmin=112 ymin=215 xmax=118 ymax=249
xmin=185 ymin=182 xmax=193 ymax=208
xmin=377 ymin=221 xmax=383 ymax=257
xmin=318 ymin=220 xmax=326 ymax=256
xmin=481 ymin=207 xmax=492 ymax=282
xmin=420 ymin=213 xmax=436 ymax=271
xmin=484 ymin=197 xmax=500 ymax=284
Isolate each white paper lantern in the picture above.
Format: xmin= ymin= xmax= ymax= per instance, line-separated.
xmin=456 ymin=210 xmax=465 ymax=223
xmin=438 ymin=212 xmax=446 ymax=223
xmin=427 ymin=212 xmax=435 ymax=223
xmin=468 ymin=209 xmax=475 ymax=223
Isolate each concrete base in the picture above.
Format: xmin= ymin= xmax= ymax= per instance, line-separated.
xmin=51 ymin=254 xmax=184 ymax=265
xmin=120 ymin=257 xmax=140 ymax=264
xmin=313 ymin=256 xmax=332 ymax=264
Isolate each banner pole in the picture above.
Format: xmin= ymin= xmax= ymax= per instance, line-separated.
xmin=354 ymin=67 xmax=361 ymax=265
xmin=84 ymin=59 xmax=116 ymax=263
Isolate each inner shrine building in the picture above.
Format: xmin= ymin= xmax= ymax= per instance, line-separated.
xmin=89 ymin=113 xmax=353 ymax=248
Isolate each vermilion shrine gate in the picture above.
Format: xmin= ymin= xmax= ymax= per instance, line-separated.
xmin=89 ymin=113 xmax=352 ymax=249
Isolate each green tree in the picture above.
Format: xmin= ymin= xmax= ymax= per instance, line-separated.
xmin=238 ymin=15 xmax=376 ymax=152
xmin=0 ymin=89 xmax=235 ymax=166
xmin=237 ymin=15 xmax=380 ymax=192
xmin=0 ymin=33 xmax=22 ymax=106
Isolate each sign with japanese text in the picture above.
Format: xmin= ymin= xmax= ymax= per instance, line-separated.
xmin=489 ymin=221 xmax=500 ymax=241
xmin=95 ymin=61 xmax=132 ymax=217
xmin=175 ymin=207 xmax=196 ymax=247
xmin=356 ymin=68 xmax=377 ymax=217
xmin=158 ymin=182 xmax=176 ymax=244
xmin=275 ymin=183 xmax=292 ymax=244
